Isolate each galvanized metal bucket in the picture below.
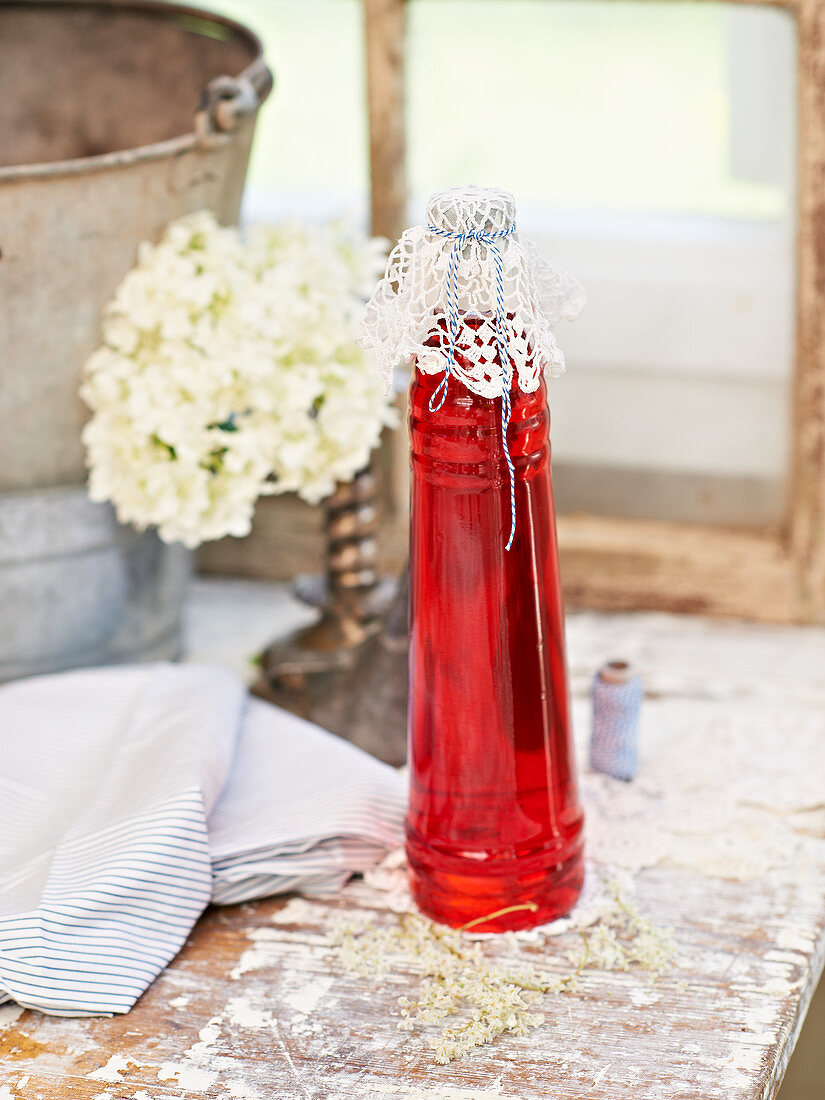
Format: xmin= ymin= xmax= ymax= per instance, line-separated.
xmin=0 ymin=0 xmax=272 ymax=681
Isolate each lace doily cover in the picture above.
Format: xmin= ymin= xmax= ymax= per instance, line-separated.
xmin=358 ymin=185 xmax=585 ymax=398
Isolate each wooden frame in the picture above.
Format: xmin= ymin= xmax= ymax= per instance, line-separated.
xmin=363 ymin=0 xmax=825 ymax=624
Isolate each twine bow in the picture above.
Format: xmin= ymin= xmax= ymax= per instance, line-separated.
xmin=426 ymin=223 xmax=517 ymax=550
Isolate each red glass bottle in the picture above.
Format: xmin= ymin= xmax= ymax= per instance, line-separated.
xmin=406 ymin=323 xmax=584 ymax=932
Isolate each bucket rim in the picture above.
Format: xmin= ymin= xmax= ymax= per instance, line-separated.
xmin=0 ymin=0 xmax=272 ymax=183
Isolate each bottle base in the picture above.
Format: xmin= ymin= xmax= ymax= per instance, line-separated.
xmin=406 ymin=835 xmax=585 ymax=932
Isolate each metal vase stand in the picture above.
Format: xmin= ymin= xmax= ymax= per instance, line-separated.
xmin=257 ymin=467 xmax=409 ymax=766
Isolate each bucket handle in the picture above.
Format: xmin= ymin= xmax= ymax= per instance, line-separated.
xmin=194 ymin=57 xmax=273 ymax=147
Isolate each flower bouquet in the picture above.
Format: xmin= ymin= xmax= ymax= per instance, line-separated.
xmin=82 ymin=211 xmax=396 ymax=549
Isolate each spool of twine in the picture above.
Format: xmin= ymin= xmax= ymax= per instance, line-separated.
xmin=590 ymin=660 xmax=643 ymax=781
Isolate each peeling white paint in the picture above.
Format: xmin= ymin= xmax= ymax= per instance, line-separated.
xmin=89 ymin=1054 xmax=130 ymax=1083
xmin=366 ymin=1085 xmax=504 ymax=1099
xmin=629 ymin=988 xmax=660 ymax=1007
xmin=230 ymin=927 xmax=283 ymax=980
xmin=281 ymin=976 xmax=335 ymax=1017
xmin=0 ymin=1005 xmax=23 ymax=1030
xmin=764 ymin=950 xmax=807 ymax=966
xmin=270 ymin=898 xmax=320 ymax=925
xmin=776 ymin=927 xmax=815 ymax=953
xmin=763 ymin=978 xmax=795 ymax=996
xmin=187 ymin=1016 xmax=223 ymax=1063
xmin=223 ymin=1082 xmax=261 ymax=1100
xmin=224 ymin=1082 xmax=262 ymax=1100
xmin=225 ymin=997 xmax=273 ymax=1029
xmin=158 ymin=1062 xmax=218 ymax=1092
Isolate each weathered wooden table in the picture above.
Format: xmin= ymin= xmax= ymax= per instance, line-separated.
xmin=2 ymin=580 xmax=824 ymax=1100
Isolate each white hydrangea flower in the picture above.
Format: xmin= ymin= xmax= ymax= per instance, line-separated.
xmin=81 ymin=210 xmax=396 ymax=548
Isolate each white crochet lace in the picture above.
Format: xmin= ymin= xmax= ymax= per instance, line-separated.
xmin=358 ymin=185 xmax=585 ymax=398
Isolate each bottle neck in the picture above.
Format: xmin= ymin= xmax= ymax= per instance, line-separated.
xmin=415 ymin=315 xmax=549 ymax=550
xmin=410 ymin=367 xmax=550 ymax=462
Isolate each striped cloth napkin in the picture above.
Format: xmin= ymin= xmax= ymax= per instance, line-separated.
xmin=0 ymin=663 xmax=405 ymax=1017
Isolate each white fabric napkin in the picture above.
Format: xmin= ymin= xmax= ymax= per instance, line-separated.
xmin=0 ymin=663 xmax=405 ymax=1016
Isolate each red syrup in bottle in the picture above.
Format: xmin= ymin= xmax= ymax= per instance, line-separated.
xmin=406 ymin=318 xmax=584 ymax=932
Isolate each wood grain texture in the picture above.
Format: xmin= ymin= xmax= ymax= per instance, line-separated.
xmin=556 ymin=514 xmax=801 ymax=623
xmin=1 ymin=867 xmax=823 ymax=1100
xmin=198 ymin=493 xmax=324 ymax=582
xmin=790 ymin=0 xmax=825 ymax=619
xmin=3 ymin=586 xmax=825 ymax=1100
xmin=364 ymin=0 xmax=407 ymax=244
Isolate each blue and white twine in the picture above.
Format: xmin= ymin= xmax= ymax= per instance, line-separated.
xmin=426 ymin=222 xmax=518 ymax=550
xmin=590 ymin=661 xmax=643 ymax=782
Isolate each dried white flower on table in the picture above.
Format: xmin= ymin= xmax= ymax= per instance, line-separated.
xmin=81 ymin=210 xmax=396 ymax=548
xmin=329 ymin=877 xmax=676 ymax=1064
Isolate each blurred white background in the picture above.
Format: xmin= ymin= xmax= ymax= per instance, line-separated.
xmin=205 ymin=0 xmax=797 ymax=528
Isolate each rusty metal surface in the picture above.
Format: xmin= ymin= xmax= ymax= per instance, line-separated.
xmin=0 ymin=0 xmax=269 ymax=176
xmin=0 ymin=0 xmax=271 ymax=491
xmin=0 ymin=487 xmax=192 ymax=681
xmin=0 ymin=0 xmax=271 ymax=678
xmin=0 ymin=123 xmax=258 ymax=491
